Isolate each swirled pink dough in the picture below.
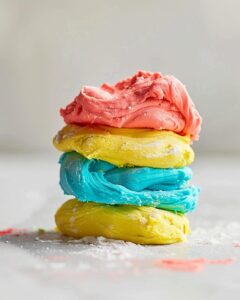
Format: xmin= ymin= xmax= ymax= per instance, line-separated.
xmin=60 ymin=71 xmax=202 ymax=140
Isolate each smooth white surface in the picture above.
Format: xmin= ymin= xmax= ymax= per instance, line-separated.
xmin=0 ymin=154 xmax=240 ymax=299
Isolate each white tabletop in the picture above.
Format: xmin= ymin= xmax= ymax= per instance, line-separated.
xmin=0 ymin=153 xmax=240 ymax=300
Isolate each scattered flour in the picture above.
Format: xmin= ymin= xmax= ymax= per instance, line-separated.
xmin=189 ymin=222 xmax=240 ymax=245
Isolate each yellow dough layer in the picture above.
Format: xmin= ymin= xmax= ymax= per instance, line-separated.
xmin=55 ymin=199 xmax=190 ymax=245
xmin=53 ymin=125 xmax=194 ymax=168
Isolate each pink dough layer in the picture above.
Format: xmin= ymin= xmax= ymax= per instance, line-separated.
xmin=60 ymin=71 xmax=202 ymax=140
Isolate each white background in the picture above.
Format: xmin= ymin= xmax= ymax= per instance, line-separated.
xmin=1 ymin=2 xmax=240 ymax=299
xmin=0 ymin=0 xmax=240 ymax=154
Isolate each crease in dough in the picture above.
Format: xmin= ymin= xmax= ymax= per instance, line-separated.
xmin=59 ymin=152 xmax=199 ymax=213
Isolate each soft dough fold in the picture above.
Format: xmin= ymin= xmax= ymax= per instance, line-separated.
xmin=55 ymin=199 xmax=190 ymax=245
xmin=59 ymin=152 xmax=199 ymax=213
xmin=53 ymin=125 xmax=194 ymax=168
xmin=60 ymin=71 xmax=201 ymax=140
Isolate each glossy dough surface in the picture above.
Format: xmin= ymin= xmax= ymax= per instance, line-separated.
xmin=55 ymin=199 xmax=190 ymax=245
xmin=59 ymin=152 xmax=199 ymax=213
xmin=53 ymin=125 xmax=194 ymax=168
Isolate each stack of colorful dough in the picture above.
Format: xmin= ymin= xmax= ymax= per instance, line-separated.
xmin=53 ymin=71 xmax=202 ymax=245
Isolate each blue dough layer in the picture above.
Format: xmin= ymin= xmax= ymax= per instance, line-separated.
xmin=59 ymin=152 xmax=200 ymax=213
